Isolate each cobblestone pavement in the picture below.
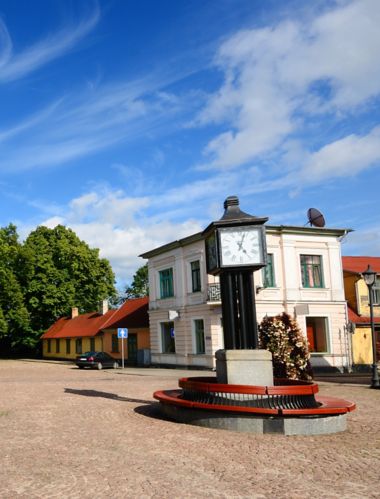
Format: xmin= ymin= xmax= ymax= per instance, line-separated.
xmin=0 ymin=359 xmax=379 ymax=499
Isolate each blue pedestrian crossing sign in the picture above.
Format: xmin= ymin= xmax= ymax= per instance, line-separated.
xmin=117 ymin=328 xmax=128 ymax=339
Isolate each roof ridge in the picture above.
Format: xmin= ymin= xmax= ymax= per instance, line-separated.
xmin=101 ymin=306 xmax=121 ymax=330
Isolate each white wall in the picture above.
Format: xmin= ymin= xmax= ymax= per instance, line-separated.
xmin=145 ymin=227 xmax=349 ymax=371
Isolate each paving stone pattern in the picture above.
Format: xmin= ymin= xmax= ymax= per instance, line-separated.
xmin=0 ymin=360 xmax=379 ymax=498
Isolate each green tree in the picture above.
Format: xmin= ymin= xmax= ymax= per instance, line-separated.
xmin=23 ymin=225 xmax=117 ymax=336
xmin=258 ymin=312 xmax=312 ymax=381
xmin=125 ymin=263 xmax=149 ymax=299
xmin=0 ymin=225 xmax=32 ymax=354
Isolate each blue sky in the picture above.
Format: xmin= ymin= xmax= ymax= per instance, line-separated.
xmin=1 ymin=0 xmax=380 ymax=288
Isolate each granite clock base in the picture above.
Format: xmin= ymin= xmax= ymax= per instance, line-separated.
xmin=215 ymin=349 xmax=274 ymax=386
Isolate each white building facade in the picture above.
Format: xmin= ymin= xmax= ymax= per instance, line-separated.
xmin=141 ymin=225 xmax=351 ymax=373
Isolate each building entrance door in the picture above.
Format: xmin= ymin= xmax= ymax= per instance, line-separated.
xmin=127 ymin=334 xmax=138 ymax=365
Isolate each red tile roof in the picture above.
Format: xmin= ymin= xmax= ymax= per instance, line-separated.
xmin=41 ymin=297 xmax=149 ymax=339
xmin=347 ymin=306 xmax=380 ymax=324
xmin=103 ymin=296 xmax=149 ymax=329
xmin=342 ymin=256 xmax=380 ymax=274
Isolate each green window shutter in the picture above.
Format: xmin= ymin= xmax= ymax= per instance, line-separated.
xmin=194 ymin=319 xmax=205 ymax=354
xmin=159 ymin=268 xmax=174 ymax=298
xmin=262 ymin=254 xmax=275 ymax=287
xmin=191 ymin=260 xmax=201 ymax=292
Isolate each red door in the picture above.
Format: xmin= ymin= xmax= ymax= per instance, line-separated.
xmin=307 ymin=325 xmax=315 ymax=352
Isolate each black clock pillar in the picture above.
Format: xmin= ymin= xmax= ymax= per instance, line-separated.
xmin=220 ymin=270 xmax=258 ymax=349
xmin=203 ymin=196 xmax=268 ymax=351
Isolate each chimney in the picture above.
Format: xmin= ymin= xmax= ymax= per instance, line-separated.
xmin=71 ymin=307 xmax=79 ymax=319
xmin=99 ymin=299 xmax=108 ymax=315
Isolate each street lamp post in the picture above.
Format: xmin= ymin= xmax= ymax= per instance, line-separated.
xmin=362 ymin=265 xmax=380 ymax=389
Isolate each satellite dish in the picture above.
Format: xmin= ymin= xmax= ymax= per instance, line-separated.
xmin=307 ymin=208 xmax=326 ymax=228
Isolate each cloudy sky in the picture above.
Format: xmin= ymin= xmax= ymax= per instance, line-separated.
xmin=1 ymin=0 xmax=379 ymax=288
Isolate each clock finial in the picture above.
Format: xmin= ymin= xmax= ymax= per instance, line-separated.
xmin=223 ymin=196 xmax=239 ymax=209
xmin=221 ymin=196 xmax=268 ymax=223
xmin=221 ymin=195 xmax=251 ymax=221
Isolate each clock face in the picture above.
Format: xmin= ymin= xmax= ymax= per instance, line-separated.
xmin=219 ymin=226 xmax=262 ymax=267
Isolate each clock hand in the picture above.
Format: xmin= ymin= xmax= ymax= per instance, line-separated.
xmin=237 ymin=234 xmax=246 ymax=250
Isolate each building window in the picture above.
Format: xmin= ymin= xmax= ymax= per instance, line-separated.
xmin=66 ymin=339 xmax=71 ymax=355
xmin=161 ymin=321 xmax=175 ymax=353
xmin=159 ymin=268 xmax=174 ymax=298
xmin=262 ymin=254 xmax=275 ymax=287
xmin=56 ymin=339 xmax=60 ymax=354
xmin=373 ymin=276 xmax=380 ymax=305
xmin=90 ymin=338 xmax=95 ymax=351
xmin=300 ymin=255 xmax=324 ymax=288
xmin=47 ymin=339 xmax=51 ymax=353
xmin=306 ymin=317 xmax=329 ymax=353
xmin=194 ymin=319 xmax=205 ymax=354
xmin=191 ymin=260 xmax=201 ymax=292
xmin=75 ymin=338 xmax=82 ymax=354
xmin=112 ymin=334 xmax=119 ymax=352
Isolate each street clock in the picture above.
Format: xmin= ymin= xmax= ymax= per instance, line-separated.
xmin=204 ymin=196 xmax=267 ymax=275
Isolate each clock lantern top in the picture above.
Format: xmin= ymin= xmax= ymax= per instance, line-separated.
xmin=203 ymin=196 xmax=268 ymax=275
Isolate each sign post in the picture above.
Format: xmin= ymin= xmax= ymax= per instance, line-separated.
xmin=117 ymin=328 xmax=128 ymax=369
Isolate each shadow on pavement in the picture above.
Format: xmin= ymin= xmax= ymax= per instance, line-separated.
xmin=64 ymin=388 xmax=151 ymax=405
xmin=134 ymin=403 xmax=175 ymax=422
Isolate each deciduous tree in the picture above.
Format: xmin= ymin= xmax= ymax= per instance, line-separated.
xmin=0 ymin=225 xmax=32 ymax=354
xmin=23 ymin=225 xmax=117 ymax=336
xmin=125 ymin=263 xmax=149 ymax=299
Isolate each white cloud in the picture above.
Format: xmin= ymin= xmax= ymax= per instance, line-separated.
xmin=0 ymin=76 xmax=186 ymax=172
xmin=198 ymin=0 xmax=380 ymax=171
xmin=0 ymin=100 xmax=63 ymax=144
xmin=68 ymin=189 xmax=150 ymax=227
xmin=0 ymin=3 xmax=100 ymax=83
xmin=42 ymin=216 xmax=65 ymax=228
xmin=0 ymin=18 xmax=12 ymax=69
xmin=301 ymin=126 xmax=380 ymax=182
xmin=343 ymin=225 xmax=380 ymax=256
xmin=38 ymin=188 xmax=203 ymax=285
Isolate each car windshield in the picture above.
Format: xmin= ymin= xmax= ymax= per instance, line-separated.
xmin=82 ymin=351 xmax=97 ymax=357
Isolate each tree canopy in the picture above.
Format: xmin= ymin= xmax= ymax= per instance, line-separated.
xmin=0 ymin=224 xmax=32 ymax=353
xmin=125 ymin=263 xmax=149 ymax=299
xmin=0 ymin=224 xmax=117 ymax=355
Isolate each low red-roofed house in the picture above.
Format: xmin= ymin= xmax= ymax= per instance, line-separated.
xmin=41 ymin=297 xmax=150 ymax=365
xmin=342 ymin=256 xmax=380 ymax=369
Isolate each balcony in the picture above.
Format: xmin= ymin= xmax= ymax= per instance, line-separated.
xmin=207 ymin=283 xmax=221 ymax=303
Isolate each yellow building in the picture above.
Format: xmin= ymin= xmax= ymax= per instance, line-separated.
xmin=342 ymin=257 xmax=380 ymax=369
xmin=41 ymin=297 xmax=150 ymax=365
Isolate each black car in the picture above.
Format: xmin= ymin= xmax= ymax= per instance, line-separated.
xmin=76 ymin=352 xmax=119 ymax=370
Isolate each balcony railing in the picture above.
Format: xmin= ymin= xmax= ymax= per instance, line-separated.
xmin=207 ymin=283 xmax=221 ymax=302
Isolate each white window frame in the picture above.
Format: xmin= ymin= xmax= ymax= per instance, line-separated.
xmin=300 ymin=254 xmax=324 ymax=289
xmin=373 ymin=276 xmax=380 ymax=305
xmin=304 ymin=315 xmax=332 ymax=355
xmin=159 ymin=320 xmax=176 ymax=354
xmin=184 ymin=254 xmax=203 ymax=294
